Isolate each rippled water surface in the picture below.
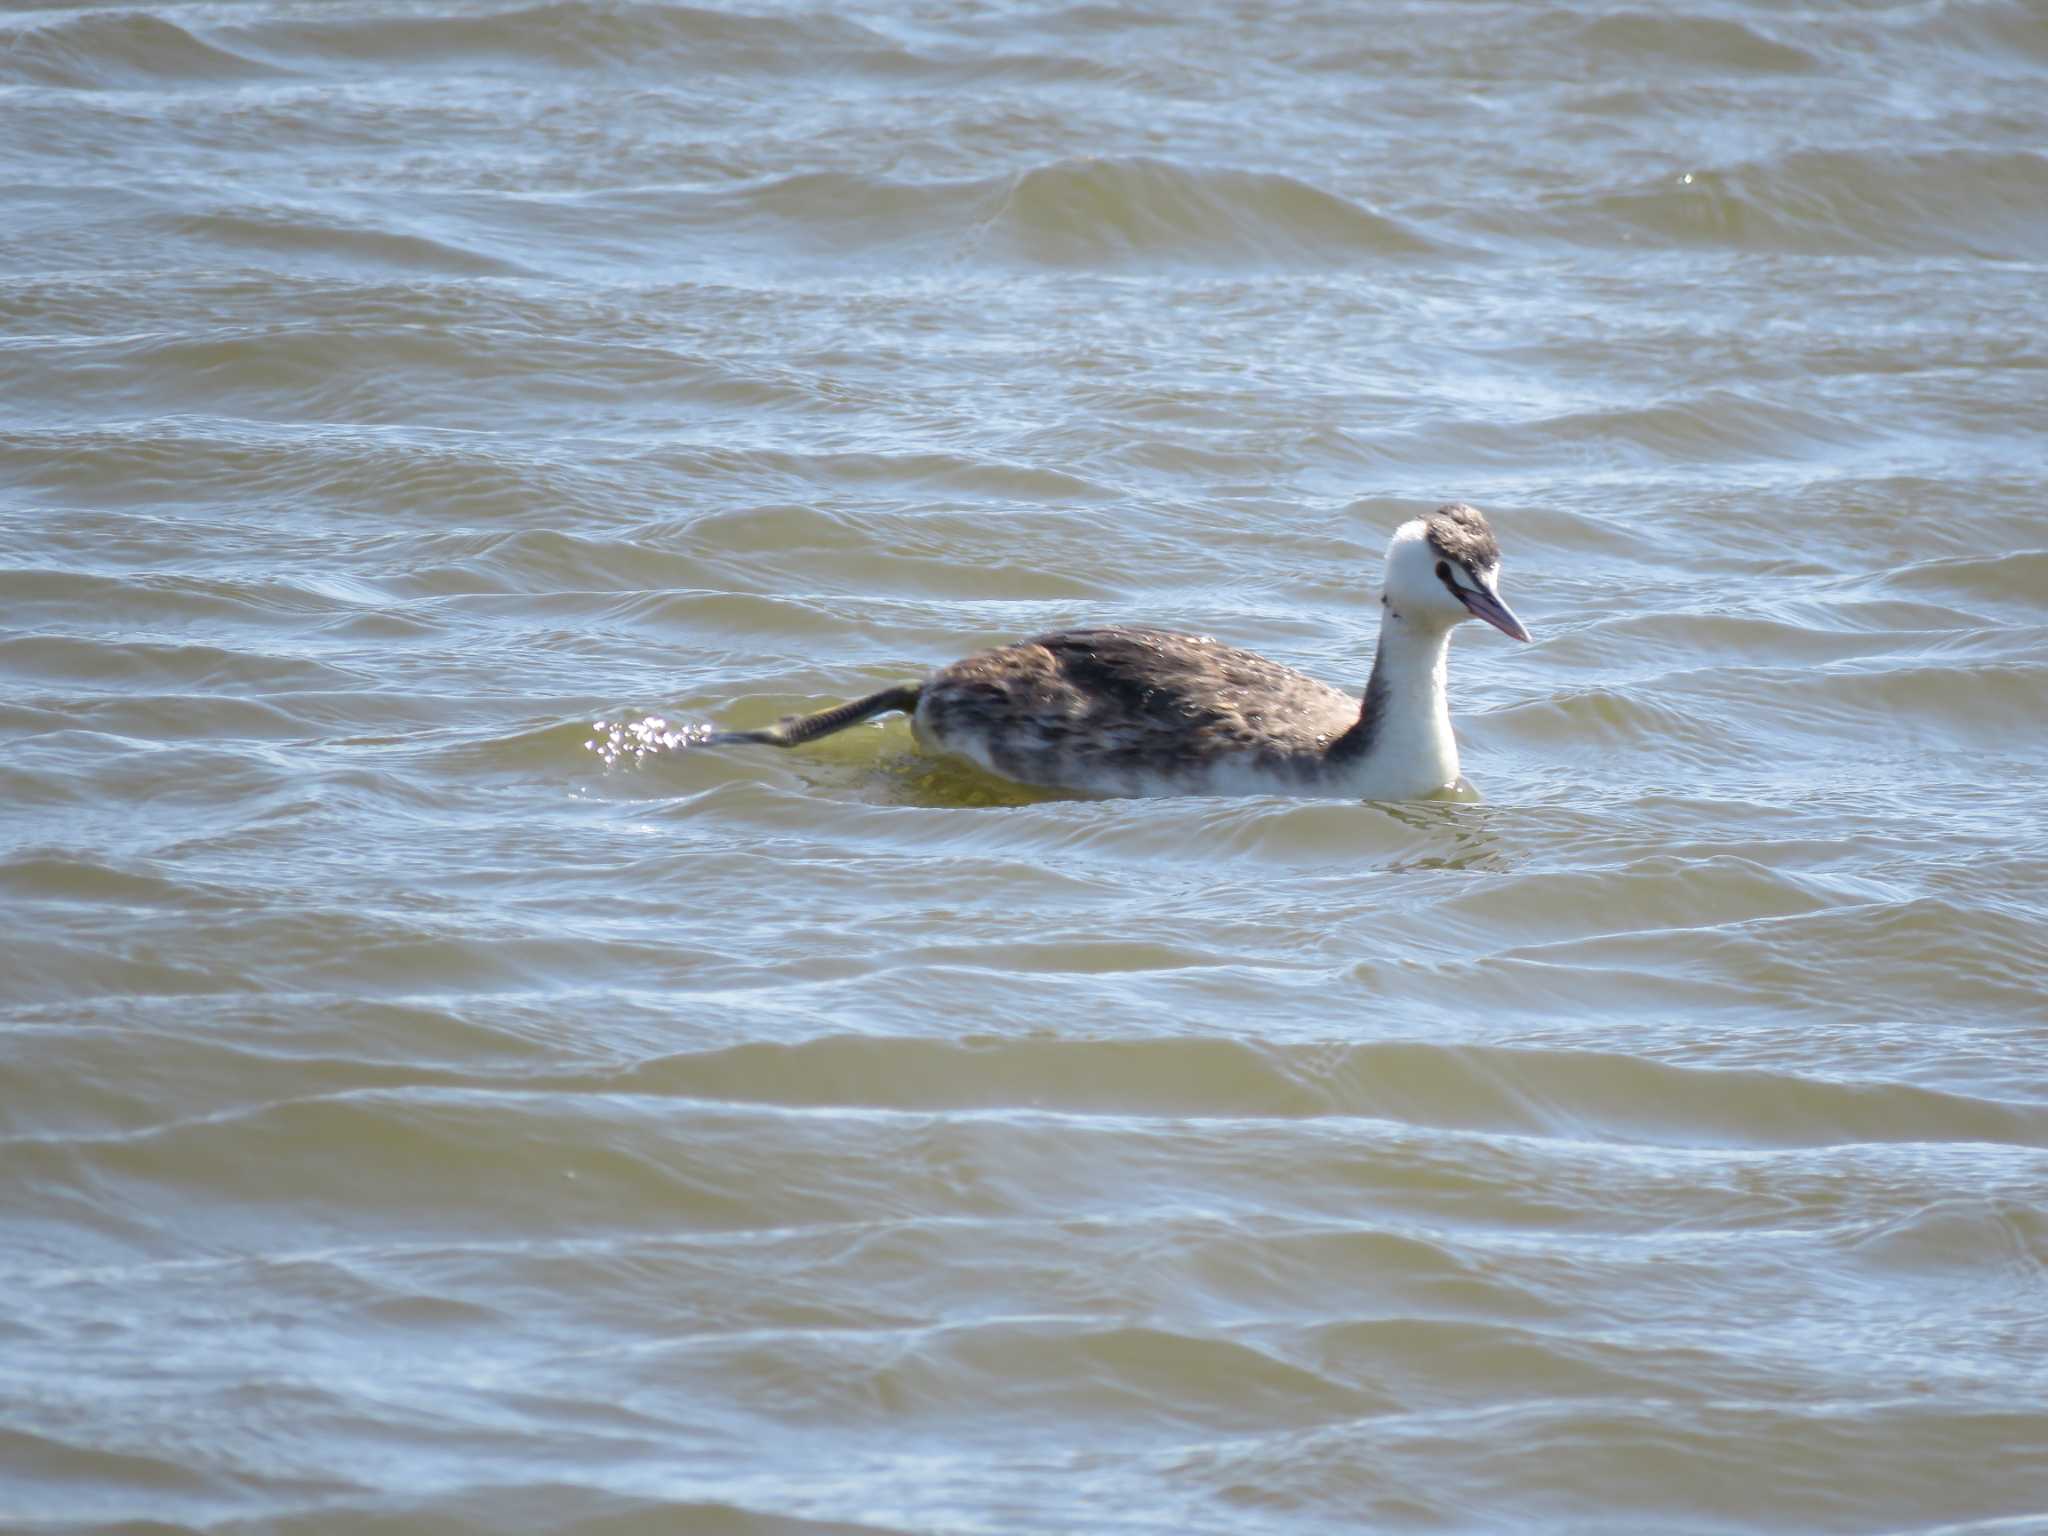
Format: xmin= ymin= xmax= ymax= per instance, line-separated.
xmin=5 ymin=1 xmax=2048 ymax=1531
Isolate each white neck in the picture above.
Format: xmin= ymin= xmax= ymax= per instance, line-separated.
xmin=1330 ymin=605 xmax=1460 ymax=798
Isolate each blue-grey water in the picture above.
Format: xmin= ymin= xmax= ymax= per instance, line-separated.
xmin=4 ymin=2 xmax=2047 ymax=1532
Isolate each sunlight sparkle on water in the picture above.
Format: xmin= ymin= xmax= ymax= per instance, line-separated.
xmin=585 ymin=715 xmax=719 ymax=767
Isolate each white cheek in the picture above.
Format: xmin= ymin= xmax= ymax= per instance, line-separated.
xmin=1449 ymin=562 xmax=1501 ymax=601
xmin=1428 ymin=563 xmax=1499 ymax=625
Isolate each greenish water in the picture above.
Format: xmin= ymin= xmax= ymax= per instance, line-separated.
xmin=3 ymin=2 xmax=2046 ymax=1532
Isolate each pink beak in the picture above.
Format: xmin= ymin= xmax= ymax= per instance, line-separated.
xmin=1457 ymin=581 xmax=1530 ymax=642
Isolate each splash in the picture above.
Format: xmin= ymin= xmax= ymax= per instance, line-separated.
xmin=584 ymin=715 xmax=719 ymax=767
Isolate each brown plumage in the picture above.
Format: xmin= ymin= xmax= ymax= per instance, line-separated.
xmin=912 ymin=627 xmax=1375 ymax=795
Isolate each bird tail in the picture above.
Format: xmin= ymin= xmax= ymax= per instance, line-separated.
xmin=711 ymin=684 xmax=922 ymax=749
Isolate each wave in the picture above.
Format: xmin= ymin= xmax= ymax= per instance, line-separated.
xmin=1844 ymin=1196 xmax=2048 ymax=1279
xmin=1572 ymin=12 xmax=1818 ymax=74
xmin=157 ymin=209 xmax=529 ymax=278
xmin=680 ymin=1319 xmax=1384 ymax=1429
xmin=91 ymin=1487 xmax=919 ymax=1536
xmin=1880 ymin=550 xmax=2048 ymax=617
xmin=1548 ymin=149 xmax=2048 ymax=259
xmin=231 ymin=0 xmax=892 ymax=71
xmin=0 ymin=632 xmax=359 ymax=696
xmin=1699 ymin=659 xmax=2048 ymax=750
xmin=1904 ymin=0 xmax=2048 ymax=66
xmin=0 ymin=11 xmax=286 ymax=88
xmin=1437 ymin=390 xmax=1874 ymax=472
xmin=575 ymin=1034 xmax=2048 ymax=1150
xmin=1486 ymin=651 xmax=2048 ymax=795
xmin=230 ymin=0 xmax=1122 ymax=90
xmin=1492 ymin=895 xmax=2048 ymax=1029
xmin=690 ymin=156 xmax=1439 ymax=271
xmin=0 ymin=1425 xmax=221 ymax=1505
xmin=987 ymin=156 xmax=1440 ymax=266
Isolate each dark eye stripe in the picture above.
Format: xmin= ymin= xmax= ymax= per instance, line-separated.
xmin=1436 ymin=560 xmax=1478 ymax=597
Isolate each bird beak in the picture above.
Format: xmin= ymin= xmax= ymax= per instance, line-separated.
xmin=1457 ymin=579 xmax=1531 ymax=642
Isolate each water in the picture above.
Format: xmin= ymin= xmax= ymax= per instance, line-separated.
xmin=4 ymin=1 xmax=2047 ymax=1531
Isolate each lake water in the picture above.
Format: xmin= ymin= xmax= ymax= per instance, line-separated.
xmin=4 ymin=1 xmax=2047 ymax=1532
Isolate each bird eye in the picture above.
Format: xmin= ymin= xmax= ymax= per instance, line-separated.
xmin=1435 ymin=560 xmax=1450 ymax=581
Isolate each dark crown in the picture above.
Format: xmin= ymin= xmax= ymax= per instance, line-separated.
xmin=1423 ymin=502 xmax=1500 ymax=570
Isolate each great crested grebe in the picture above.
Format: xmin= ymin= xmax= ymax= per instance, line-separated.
xmin=713 ymin=503 xmax=1529 ymax=800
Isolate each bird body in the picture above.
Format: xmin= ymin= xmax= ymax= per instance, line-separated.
xmin=714 ymin=504 xmax=1528 ymax=802
xmin=910 ymin=624 xmax=1440 ymax=800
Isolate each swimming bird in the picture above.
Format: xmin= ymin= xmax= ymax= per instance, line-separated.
xmin=714 ymin=503 xmax=1529 ymax=800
